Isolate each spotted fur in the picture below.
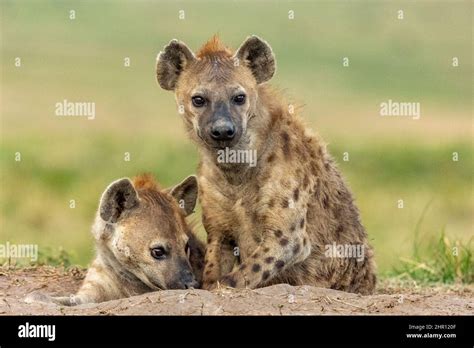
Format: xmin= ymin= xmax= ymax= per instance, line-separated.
xmin=156 ymin=36 xmax=376 ymax=294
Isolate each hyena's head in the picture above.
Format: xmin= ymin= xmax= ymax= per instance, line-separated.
xmin=95 ymin=174 xmax=202 ymax=290
xmin=156 ymin=35 xmax=276 ymax=152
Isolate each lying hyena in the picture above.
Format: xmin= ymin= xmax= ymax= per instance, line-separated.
xmin=156 ymin=36 xmax=376 ymax=294
xmin=26 ymin=174 xmax=205 ymax=306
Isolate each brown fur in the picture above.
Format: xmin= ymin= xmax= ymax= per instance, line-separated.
xmin=196 ymin=35 xmax=232 ymax=59
xmin=133 ymin=173 xmax=161 ymax=190
xmin=156 ymin=36 xmax=376 ymax=294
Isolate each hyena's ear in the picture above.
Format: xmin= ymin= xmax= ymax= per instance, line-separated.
xmin=99 ymin=178 xmax=139 ymax=223
xmin=156 ymin=39 xmax=196 ymax=90
xmin=166 ymin=175 xmax=198 ymax=216
xmin=234 ymin=35 xmax=276 ymax=84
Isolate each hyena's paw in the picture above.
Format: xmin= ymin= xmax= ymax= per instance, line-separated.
xmin=24 ymin=291 xmax=76 ymax=306
xmin=202 ymin=281 xmax=219 ymax=291
xmin=24 ymin=291 xmax=54 ymax=304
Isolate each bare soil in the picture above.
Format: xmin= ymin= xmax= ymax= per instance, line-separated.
xmin=0 ymin=266 xmax=472 ymax=315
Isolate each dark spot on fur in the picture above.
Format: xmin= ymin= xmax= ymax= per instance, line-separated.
xmin=267 ymin=153 xmax=276 ymax=163
xmin=281 ymin=198 xmax=289 ymax=208
xmin=275 ymin=260 xmax=285 ymax=269
xmin=336 ymin=224 xmax=344 ymax=236
xmin=303 ymin=238 xmax=308 ymax=246
xmin=290 ymin=224 xmax=296 ymax=232
xmin=252 ymin=253 xmax=259 ymax=259
xmin=293 ymin=188 xmax=300 ymax=202
xmin=279 ymin=238 xmax=289 ymax=246
xmin=281 ymin=131 xmax=291 ymax=159
xmin=300 ymin=218 xmax=305 ymax=228
xmin=205 ymin=270 xmax=211 ymax=275
xmin=274 ymin=230 xmax=283 ymax=238
xmin=263 ymin=247 xmax=270 ymax=253
xmin=252 ymin=264 xmax=261 ymax=272
xmin=208 ymin=263 xmax=214 ymax=268
xmin=268 ymin=198 xmax=275 ymax=208
xmin=222 ymin=275 xmax=237 ymax=288
xmin=265 ymin=256 xmax=275 ymax=264
xmin=262 ymin=271 xmax=270 ymax=281
xmin=239 ymin=264 xmax=247 ymax=271
xmin=293 ymin=244 xmax=301 ymax=255
xmin=228 ymin=239 xmax=237 ymax=248
xmin=324 ymin=161 xmax=330 ymax=170
xmin=251 ymin=211 xmax=258 ymax=223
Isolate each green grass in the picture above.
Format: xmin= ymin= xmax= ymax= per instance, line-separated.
xmin=391 ymin=230 xmax=473 ymax=284
xmin=387 ymin=199 xmax=473 ymax=284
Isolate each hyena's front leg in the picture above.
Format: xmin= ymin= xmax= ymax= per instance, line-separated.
xmin=220 ymin=210 xmax=312 ymax=289
xmin=24 ymin=291 xmax=94 ymax=306
xmin=202 ymin=233 xmax=222 ymax=289
xmin=202 ymin=234 xmax=237 ymax=290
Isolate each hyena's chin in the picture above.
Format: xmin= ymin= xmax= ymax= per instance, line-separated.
xmin=145 ymin=277 xmax=165 ymax=290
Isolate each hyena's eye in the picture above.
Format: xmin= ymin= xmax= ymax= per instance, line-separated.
xmin=191 ymin=96 xmax=206 ymax=107
xmin=232 ymin=94 xmax=246 ymax=105
xmin=150 ymin=246 xmax=167 ymax=260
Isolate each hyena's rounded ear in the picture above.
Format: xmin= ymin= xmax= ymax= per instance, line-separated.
xmin=99 ymin=178 xmax=139 ymax=223
xmin=233 ymin=35 xmax=276 ymax=84
xmin=166 ymin=175 xmax=198 ymax=216
xmin=156 ymin=39 xmax=196 ymax=91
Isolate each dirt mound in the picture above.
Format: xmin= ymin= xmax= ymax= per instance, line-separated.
xmin=0 ymin=266 xmax=472 ymax=315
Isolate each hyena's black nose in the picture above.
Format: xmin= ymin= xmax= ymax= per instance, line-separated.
xmin=210 ymin=119 xmax=235 ymax=141
xmin=184 ymin=279 xmax=199 ymax=289
xmin=181 ymin=269 xmax=198 ymax=289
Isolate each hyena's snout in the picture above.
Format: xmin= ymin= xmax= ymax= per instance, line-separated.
xmin=205 ymin=102 xmax=242 ymax=147
xmin=168 ymin=258 xmax=199 ymax=289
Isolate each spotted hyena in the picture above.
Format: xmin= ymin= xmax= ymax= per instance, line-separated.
xmin=156 ymin=35 xmax=376 ymax=294
xmin=26 ymin=174 xmax=205 ymax=305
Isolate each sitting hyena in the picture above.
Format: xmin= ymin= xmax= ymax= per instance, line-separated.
xmin=26 ymin=174 xmax=205 ymax=305
xmin=156 ymin=36 xmax=376 ymax=294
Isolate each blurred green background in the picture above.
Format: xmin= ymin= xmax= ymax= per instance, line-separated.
xmin=0 ymin=0 xmax=472 ymax=275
